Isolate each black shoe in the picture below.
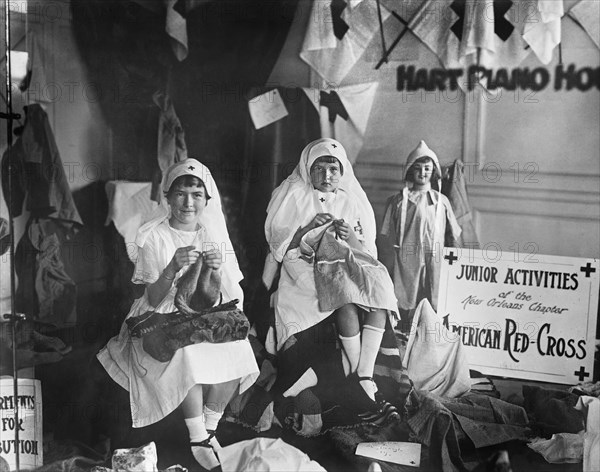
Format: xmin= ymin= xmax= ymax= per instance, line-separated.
xmin=352 ymin=375 xmax=401 ymax=425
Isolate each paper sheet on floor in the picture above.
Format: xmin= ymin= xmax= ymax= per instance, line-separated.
xmin=355 ymin=442 xmax=421 ymax=467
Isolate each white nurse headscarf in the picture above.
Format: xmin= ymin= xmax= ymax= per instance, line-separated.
xmin=265 ymin=138 xmax=377 ymax=262
xmin=136 ymin=158 xmax=244 ymax=292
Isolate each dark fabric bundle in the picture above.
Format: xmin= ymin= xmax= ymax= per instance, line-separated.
xmin=227 ymin=314 xmax=414 ymax=436
xmin=126 ymin=300 xmax=250 ymax=362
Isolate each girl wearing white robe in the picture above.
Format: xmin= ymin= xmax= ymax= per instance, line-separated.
xmin=265 ymin=139 xmax=399 ymax=418
xmin=98 ymin=159 xmax=259 ymax=469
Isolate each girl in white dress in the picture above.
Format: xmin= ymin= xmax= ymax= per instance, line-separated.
xmin=264 ymin=138 xmax=399 ymax=419
xmin=97 ymin=158 xmax=259 ymax=470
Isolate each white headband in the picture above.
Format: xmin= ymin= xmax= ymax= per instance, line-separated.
xmin=162 ymin=158 xmax=214 ymax=197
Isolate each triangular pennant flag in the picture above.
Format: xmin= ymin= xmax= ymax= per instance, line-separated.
xmin=523 ymin=0 xmax=564 ymax=65
xmin=300 ymin=0 xmax=391 ymax=84
xmin=132 ymin=0 xmax=188 ymax=61
xmin=408 ymin=0 xmax=464 ymax=70
xmin=466 ymin=0 xmax=530 ymax=70
xmin=302 ymin=82 xmax=378 ymax=163
xmin=568 ymin=0 xmax=600 ymax=49
xmin=408 ymin=0 xmax=530 ymax=89
xmin=165 ymin=0 xmax=188 ymax=61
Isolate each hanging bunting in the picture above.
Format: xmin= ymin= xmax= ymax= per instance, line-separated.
xmin=302 ymin=82 xmax=378 ymax=163
xmin=568 ymin=0 xmax=600 ymax=49
xmin=165 ymin=0 xmax=189 ymax=61
xmin=131 ymin=0 xmax=189 ymax=61
xmin=407 ymin=0 xmax=530 ymax=89
xmin=523 ymin=0 xmax=564 ymax=65
xmin=300 ymin=0 xmax=391 ymax=84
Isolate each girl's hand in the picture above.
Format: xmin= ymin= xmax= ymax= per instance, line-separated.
xmin=202 ymin=248 xmax=222 ymax=270
xmin=287 ymin=213 xmax=335 ymax=254
xmin=310 ymin=213 xmax=335 ymax=229
xmin=333 ymin=219 xmax=360 ymax=247
xmin=333 ymin=219 xmax=352 ymax=240
xmin=169 ymin=245 xmax=200 ymax=272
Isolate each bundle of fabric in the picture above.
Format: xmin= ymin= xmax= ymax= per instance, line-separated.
xmin=441 ymin=160 xmax=480 ymax=249
xmin=311 ymin=223 xmax=397 ymax=313
xmin=2 ymin=104 xmax=83 ymax=327
xmin=523 ymin=385 xmax=586 ymax=436
xmin=219 ymin=437 xmax=327 ymax=472
xmin=407 ymin=391 xmax=530 ymax=472
xmin=569 ymin=381 xmax=600 ymax=398
xmin=226 ymin=314 xmax=413 ymax=437
xmin=125 ymin=243 xmax=251 ymax=362
xmin=403 ymin=299 xmax=471 ymax=399
xmin=126 ymin=300 xmax=250 ymax=363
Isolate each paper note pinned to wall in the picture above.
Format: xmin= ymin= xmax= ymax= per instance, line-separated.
xmin=248 ymin=89 xmax=288 ymax=130
xmin=355 ymin=442 xmax=421 ymax=467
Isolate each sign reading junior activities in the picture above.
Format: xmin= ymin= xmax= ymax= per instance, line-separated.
xmin=437 ymin=248 xmax=599 ymax=385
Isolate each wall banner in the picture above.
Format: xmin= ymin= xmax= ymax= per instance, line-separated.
xmin=437 ymin=248 xmax=599 ymax=384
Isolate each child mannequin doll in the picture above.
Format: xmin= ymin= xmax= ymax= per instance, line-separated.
xmin=379 ymin=140 xmax=461 ymax=316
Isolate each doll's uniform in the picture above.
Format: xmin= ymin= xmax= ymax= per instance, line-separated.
xmin=380 ymin=140 xmax=461 ymax=312
xmin=381 ymin=188 xmax=461 ymax=311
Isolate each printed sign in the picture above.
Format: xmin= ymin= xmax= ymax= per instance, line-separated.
xmin=437 ymin=248 xmax=599 ymax=384
xmin=0 ymin=379 xmax=43 ymax=470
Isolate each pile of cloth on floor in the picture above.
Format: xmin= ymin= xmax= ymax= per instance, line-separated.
xmin=524 ymin=382 xmax=600 ymax=472
xmin=226 ymin=314 xmax=413 ymax=437
xmin=224 ymin=297 xmax=537 ymax=472
xmin=327 ymin=299 xmax=531 ymax=472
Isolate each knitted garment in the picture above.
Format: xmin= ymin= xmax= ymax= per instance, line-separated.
xmin=127 ymin=301 xmax=250 ymax=363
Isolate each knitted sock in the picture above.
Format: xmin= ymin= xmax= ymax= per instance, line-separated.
xmin=185 ymin=416 xmax=208 ymax=442
xmin=339 ymin=333 xmax=361 ymax=374
xmin=340 ymin=348 xmax=351 ymax=376
xmin=357 ymin=325 xmax=385 ymax=401
xmin=283 ymin=368 xmax=318 ymax=397
xmin=202 ymin=405 xmax=223 ymax=451
xmin=203 ymin=405 xmax=223 ymax=432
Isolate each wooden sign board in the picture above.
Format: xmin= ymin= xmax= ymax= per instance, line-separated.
xmin=437 ymin=249 xmax=599 ymax=384
xmin=0 ymin=378 xmax=43 ymax=470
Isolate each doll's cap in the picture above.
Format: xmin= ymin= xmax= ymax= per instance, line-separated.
xmin=162 ymin=158 xmax=213 ymax=197
xmin=306 ymin=138 xmax=347 ymax=169
xmin=405 ymin=140 xmax=441 ymax=178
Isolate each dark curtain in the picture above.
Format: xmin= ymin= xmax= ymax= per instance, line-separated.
xmin=70 ymin=0 xmax=300 ymax=324
xmin=70 ymin=0 xmax=298 ymax=184
xmin=239 ymin=87 xmax=321 ymax=325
